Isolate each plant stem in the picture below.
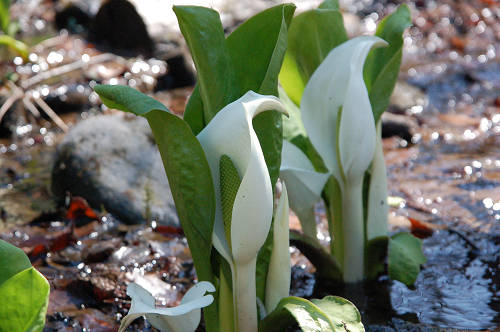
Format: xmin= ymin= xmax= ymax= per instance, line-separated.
xmin=341 ymin=179 xmax=365 ymax=283
xmin=327 ymin=176 xmax=344 ymax=270
xmin=219 ymin=264 xmax=234 ymax=332
xmin=233 ymin=258 xmax=258 ymax=332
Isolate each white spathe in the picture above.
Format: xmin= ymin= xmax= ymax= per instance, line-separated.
xmin=265 ymin=183 xmax=291 ymax=313
xmin=280 ymin=140 xmax=330 ymax=239
xmin=300 ymin=35 xmax=388 ymax=283
xmin=118 ymin=281 xmax=215 ymax=332
xmin=196 ymin=90 xmax=287 ymax=332
xmin=301 ymin=35 xmax=387 ymax=186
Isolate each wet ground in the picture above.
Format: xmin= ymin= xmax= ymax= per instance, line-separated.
xmin=1 ymin=0 xmax=500 ymax=331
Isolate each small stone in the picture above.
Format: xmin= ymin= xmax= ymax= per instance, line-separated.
xmin=51 ymin=114 xmax=179 ymax=226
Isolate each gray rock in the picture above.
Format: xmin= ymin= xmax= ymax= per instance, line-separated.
xmin=51 ymin=114 xmax=179 ymax=226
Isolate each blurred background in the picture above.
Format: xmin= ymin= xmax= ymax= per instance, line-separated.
xmin=0 ymin=0 xmax=499 ymax=331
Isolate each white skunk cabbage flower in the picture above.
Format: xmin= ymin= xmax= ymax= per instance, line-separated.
xmin=280 ymin=140 xmax=330 ymax=239
xmin=301 ymin=35 xmax=387 ymax=186
xmin=118 ymin=281 xmax=215 ymax=332
xmin=265 ymin=183 xmax=291 ymax=313
xmin=301 ymin=36 xmax=387 ymax=282
xmin=197 ymin=91 xmax=287 ymax=332
xmin=366 ymin=121 xmax=388 ymax=240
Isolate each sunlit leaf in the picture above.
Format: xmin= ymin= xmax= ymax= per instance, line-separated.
xmin=388 ymin=232 xmax=426 ymax=285
xmin=363 ymin=4 xmax=411 ymax=122
xmin=279 ymin=6 xmax=348 ymax=105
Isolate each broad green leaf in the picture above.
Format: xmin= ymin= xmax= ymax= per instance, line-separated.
xmin=279 ymin=7 xmax=348 ymax=105
xmin=311 ymin=296 xmax=364 ymax=332
xmin=0 ymin=0 xmax=10 ymax=34
xmin=93 ymin=85 xmax=218 ymax=331
xmin=289 ymin=230 xmax=342 ymax=280
xmin=388 ymin=232 xmax=426 ymax=285
xmin=0 ymin=267 xmax=49 ymax=332
xmin=174 ymin=6 xmax=238 ymax=123
xmin=0 ymin=35 xmax=29 ymax=59
xmin=0 ymin=239 xmax=31 ymax=286
xmin=260 ymin=296 xmax=335 ymax=332
xmin=363 ymin=4 xmax=411 ymax=122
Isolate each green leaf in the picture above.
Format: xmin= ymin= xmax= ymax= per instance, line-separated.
xmin=183 ymin=4 xmax=295 ymax=185
xmin=261 ymin=296 xmax=362 ymax=332
xmin=0 ymin=267 xmax=49 ymax=332
xmin=177 ymin=4 xmax=296 ymax=303
xmin=388 ymin=232 xmax=426 ymax=286
xmin=227 ymin=2 xmax=295 ymax=187
xmin=363 ymin=4 xmax=411 ymax=122
xmin=0 ymin=239 xmax=31 ymax=287
xmin=0 ymin=34 xmax=29 ymax=59
xmin=0 ymin=0 xmax=10 ymax=34
xmin=174 ymin=6 xmax=238 ymax=123
xmin=93 ymin=84 xmax=218 ymax=331
xmin=279 ymin=7 xmax=348 ymax=105
xmin=289 ymin=230 xmax=342 ymax=280
xmin=311 ymin=296 xmax=364 ymax=332
xmin=364 ymin=236 xmax=388 ymax=279
xmin=260 ymin=296 xmax=336 ymax=332
xmin=183 ymin=85 xmax=205 ymax=135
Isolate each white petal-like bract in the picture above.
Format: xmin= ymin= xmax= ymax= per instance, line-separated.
xmin=280 ymin=140 xmax=329 ymax=238
xmin=301 ymin=36 xmax=387 ymax=185
xmin=118 ymin=281 xmax=215 ymax=332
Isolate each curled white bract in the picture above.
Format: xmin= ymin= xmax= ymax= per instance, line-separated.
xmin=280 ymin=140 xmax=329 ymax=238
xmin=301 ymin=35 xmax=387 ymax=186
xmin=118 ymin=281 xmax=215 ymax=332
xmin=196 ymin=91 xmax=287 ymax=266
xmin=196 ymin=90 xmax=287 ymax=332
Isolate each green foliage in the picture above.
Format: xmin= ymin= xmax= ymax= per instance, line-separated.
xmin=0 ymin=240 xmax=49 ymax=332
xmin=311 ymin=296 xmax=364 ymax=332
xmin=0 ymin=0 xmax=10 ymax=35
xmin=279 ymin=6 xmax=348 ymax=105
xmin=388 ymin=232 xmax=426 ymax=285
xmin=363 ymin=4 xmax=412 ymax=122
xmin=176 ymin=3 xmax=296 ymax=304
xmin=278 ymin=3 xmax=423 ymax=285
xmin=0 ymin=34 xmax=28 ymax=58
xmin=93 ymin=84 xmax=218 ymax=330
xmin=173 ymin=6 xmax=237 ymax=123
xmin=0 ymin=0 xmax=29 ymax=59
xmin=260 ymin=296 xmax=363 ymax=332
xmin=181 ymin=4 xmax=295 ymax=186
xmin=364 ymin=236 xmax=389 ymax=279
xmin=0 ymin=238 xmax=31 ymax=285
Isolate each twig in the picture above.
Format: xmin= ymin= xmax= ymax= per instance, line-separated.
xmin=21 ymin=53 xmax=121 ymax=89
xmin=33 ymin=96 xmax=69 ymax=132
xmin=0 ymin=90 xmax=22 ymax=123
xmin=22 ymin=95 xmax=41 ymax=118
